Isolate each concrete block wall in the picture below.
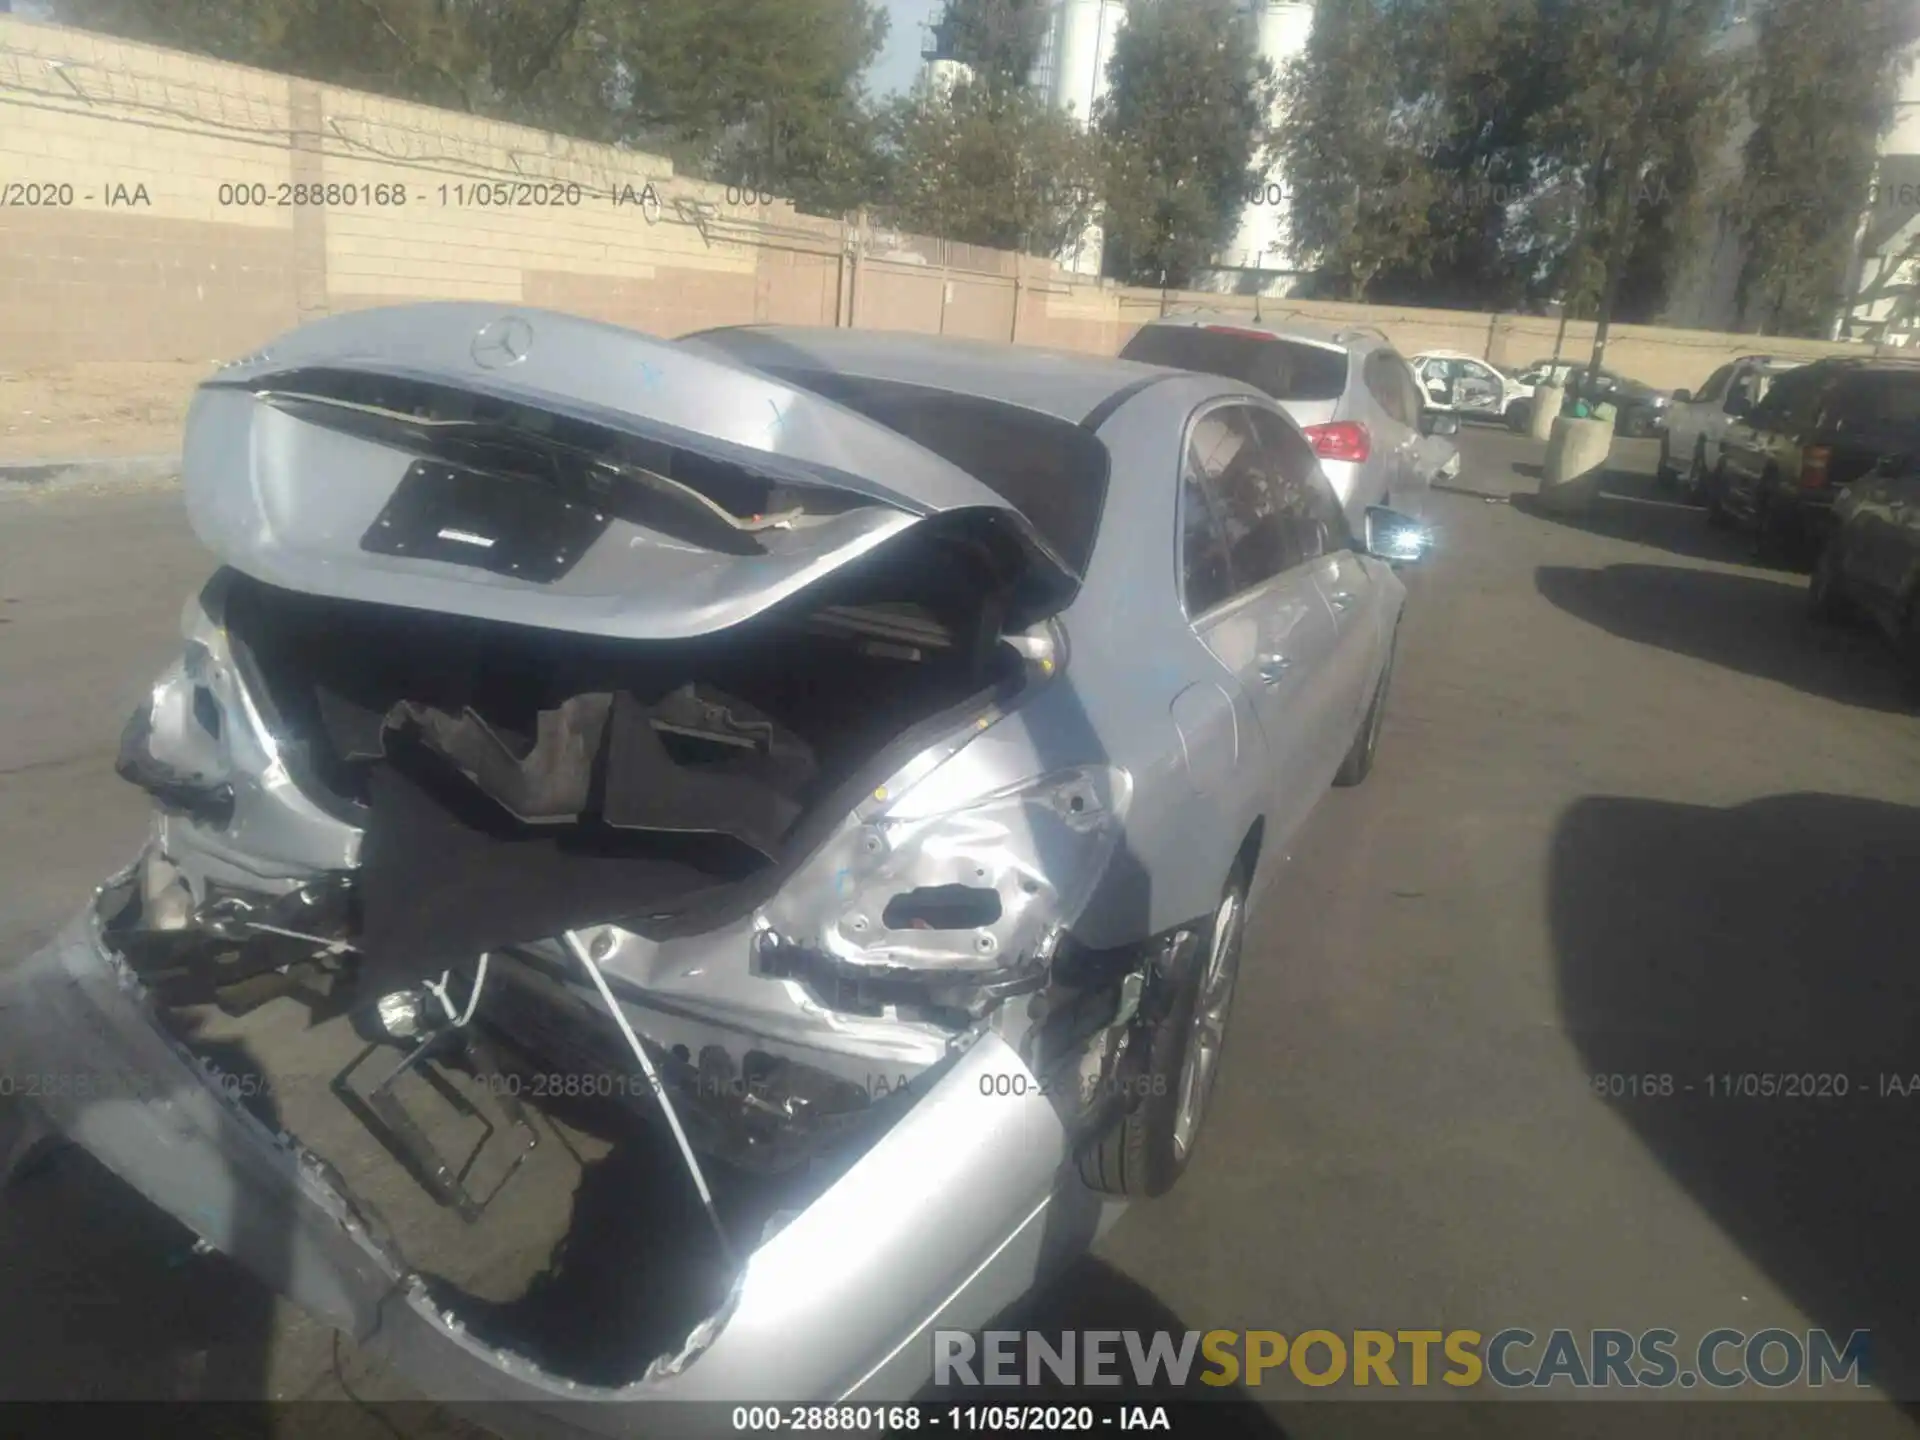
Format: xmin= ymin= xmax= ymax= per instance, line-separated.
xmin=0 ymin=13 xmax=1891 ymax=459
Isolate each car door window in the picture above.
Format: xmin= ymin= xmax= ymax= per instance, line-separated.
xmin=1364 ymin=353 xmax=1413 ymax=425
xmin=1394 ymin=357 xmax=1429 ymax=421
xmin=1456 ymin=360 xmax=1501 ymax=408
xmin=1248 ymin=409 xmax=1354 ymax=563
xmin=1181 ymin=406 xmax=1298 ymax=613
xmin=1696 ymin=365 xmax=1733 ymax=405
xmin=1773 ymin=372 xmax=1829 ymax=432
xmin=1727 ymin=367 xmax=1768 ymax=414
xmin=1180 ymin=467 xmax=1234 ymax=617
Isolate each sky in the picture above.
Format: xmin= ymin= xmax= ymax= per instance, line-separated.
xmin=872 ymin=0 xmax=944 ymax=97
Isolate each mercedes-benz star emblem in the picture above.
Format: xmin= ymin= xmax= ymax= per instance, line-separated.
xmin=471 ymin=315 xmax=535 ymax=369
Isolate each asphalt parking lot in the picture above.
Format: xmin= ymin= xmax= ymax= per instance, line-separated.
xmin=3 ymin=428 xmax=1920 ymax=1434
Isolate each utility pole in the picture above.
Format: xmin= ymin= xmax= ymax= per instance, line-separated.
xmin=1585 ymin=0 xmax=1682 ymax=393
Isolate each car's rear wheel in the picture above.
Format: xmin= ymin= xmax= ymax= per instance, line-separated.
xmin=1899 ymin=590 xmax=1920 ymax=702
xmin=1808 ymin=541 xmax=1854 ymax=625
xmin=1654 ymin=435 xmax=1676 ymax=487
xmin=1753 ymin=489 xmax=1803 ymax=566
xmin=1080 ymin=872 xmax=1248 ymax=1199
xmin=1705 ymin=463 xmax=1733 ymax=528
xmin=1506 ymin=400 xmax=1531 ymax=434
xmin=1683 ymin=442 xmax=1708 ymax=502
xmin=1334 ymin=631 xmax=1397 ymax=788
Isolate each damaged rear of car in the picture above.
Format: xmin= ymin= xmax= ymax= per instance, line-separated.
xmin=1 ymin=306 xmax=1240 ymax=1419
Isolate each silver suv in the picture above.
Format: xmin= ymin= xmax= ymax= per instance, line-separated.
xmin=1121 ymin=315 xmax=1460 ymax=527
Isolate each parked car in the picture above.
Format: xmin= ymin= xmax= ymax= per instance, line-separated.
xmin=1411 ymin=349 xmax=1537 ymax=432
xmin=0 ymin=306 xmax=1430 ymax=1407
xmin=1707 ymin=357 xmax=1920 ymax=563
xmin=1657 ymin=355 xmax=1803 ymax=500
xmin=1515 ymin=359 xmax=1673 ymax=438
xmin=1120 ymin=316 xmax=1461 ymax=528
xmin=1810 ymin=455 xmax=1920 ymax=690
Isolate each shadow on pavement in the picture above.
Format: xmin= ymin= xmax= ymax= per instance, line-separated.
xmin=1549 ymin=793 xmax=1920 ymax=1401
xmin=1535 ymin=562 xmax=1916 ymax=714
xmin=1501 ymin=457 xmax=1809 ymax=572
xmin=0 ymin=1140 xmax=275 ymax=1405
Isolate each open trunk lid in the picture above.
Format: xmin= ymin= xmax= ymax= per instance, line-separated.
xmin=183 ymin=303 xmax=1079 ymax=639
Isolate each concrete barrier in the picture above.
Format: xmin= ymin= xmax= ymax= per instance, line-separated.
xmin=1538 ymin=416 xmax=1613 ymax=517
xmin=1527 ymin=384 xmax=1564 ymax=442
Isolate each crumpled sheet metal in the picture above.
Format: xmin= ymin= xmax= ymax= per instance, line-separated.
xmin=142 ymin=592 xmax=362 ymax=880
xmin=761 ymin=765 xmax=1132 ymax=973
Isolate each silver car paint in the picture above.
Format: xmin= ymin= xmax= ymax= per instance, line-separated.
xmin=7 ymin=315 xmax=1405 ymax=1407
xmin=183 ymin=303 xmax=1078 ymax=641
xmin=0 ymin=892 xmax=1091 ymax=1414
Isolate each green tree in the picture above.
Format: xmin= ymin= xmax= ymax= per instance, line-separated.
xmin=926 ymin=0 xmax=1050 ymax=94
xmin=1517 ymin=0 xmax=1736 ymax=321
xmin=53 ymin=0 xmax=889 ymax=210
xmin=879 ymin=74 xmax=1103 ymax=254
xmin=1278 ymin=0 xmax=1736 ymax=316
xmin=1097 ymin=0 xmax=1277 ymax=287
xmin=1277 ymin=0 xmax=1439 ymax=301
xmin=1733 ymin=0 xmax=1918 ymax=335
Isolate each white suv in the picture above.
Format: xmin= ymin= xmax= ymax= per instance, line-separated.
xmin=1657 ymin=355 xmax=1803 ymax=501
xmin=1411 ymin=351 xmax=1537 ymax=432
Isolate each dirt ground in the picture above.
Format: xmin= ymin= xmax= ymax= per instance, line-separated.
xmin=0 ymin=363 xmax=207 ymax=461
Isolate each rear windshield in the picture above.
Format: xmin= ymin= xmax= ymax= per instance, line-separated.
xmin=1120 ymin=326 xmax=1350 ymax=402
xmin=1831 ymin=372 xmax=1920 ymax=432
xmin=760 ymin=369 xmax=1111 ymax=576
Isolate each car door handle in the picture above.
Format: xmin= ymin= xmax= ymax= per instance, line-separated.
xmin=1328 ymin=590 xmax=1355 ymax=611
xmin=1257 ymin=654 xmax=1292 ymax=685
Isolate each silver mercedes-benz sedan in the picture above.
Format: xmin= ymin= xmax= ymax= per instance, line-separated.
xmin=0 ymin=307 xmax=1426 ymax=1424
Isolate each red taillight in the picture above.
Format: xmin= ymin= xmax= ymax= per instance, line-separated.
xmin=1304 ymin=420 xmax=1371 ymax=463
xmin=1800 ymin=445 xmax=1831 ymax=489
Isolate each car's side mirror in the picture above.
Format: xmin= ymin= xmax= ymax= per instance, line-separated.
xmin=1673 ymin=388 xmax=1692 ymax=403
xmin=1363 ymin=506 xmax=1432 ymax=565
xmin=1421 ymin=410 xmax=1460 ymax=437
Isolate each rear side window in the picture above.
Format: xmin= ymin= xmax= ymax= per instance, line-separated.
xmin=754 ymin=369 xmax=1110 ymax=575
xmin=1363 ymin=352 xmax=1414 ymax=425
xmin=1180 ymin=405 xmax=1299 ymax=614
xmin=1829 ymin=372 xmax=1920 ymax=433
xmin=1247 ymin=408 xmax=1353 ymax=561
xmin=1767 ymin=371 xmax=1830 ymax=431
xmin=1123 ymin=325 xmax=1349 ymax=403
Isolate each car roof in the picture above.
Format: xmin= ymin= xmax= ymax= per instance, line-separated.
xmin=1806 ymin=355 xmax=1920 ymax=373
xmin=680 ymin=325 xmax=1180 ymax=425
xmin=1136 ymin=311 xmax=1390 ymax=354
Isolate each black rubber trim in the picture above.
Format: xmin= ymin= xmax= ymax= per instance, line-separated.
xmin=1079 ymin=372 xmax=1178 ymax=434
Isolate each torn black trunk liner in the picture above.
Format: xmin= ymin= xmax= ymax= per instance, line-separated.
xmin=216 ymin=512 xmax=1025 ymax=993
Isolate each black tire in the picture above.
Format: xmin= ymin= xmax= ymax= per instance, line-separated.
xmin=1899 ymin=591 xmax=1920 ymax=704
xmin=1654 ymin=435 xmax=1676 ymax=487
xmin=1808 ymin=541 xmax=1854 ymax=625
xmin=1704 ymin=463 xmax=1734 ymax=528
xmin=1683 ymin=442 xmax=1708 ymax=503
xmin=1753 ymin=488 xmax=1804 ymax=566
xmin=1334 ymin=632 xmax=1397 ymax=788
xmin=1506 ymin=400 xmax=1531 ymax=434
xmin=1079 ymin=873 xmax=1249 ymax=1199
